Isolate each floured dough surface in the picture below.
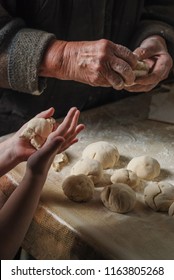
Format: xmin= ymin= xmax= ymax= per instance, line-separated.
xmin=111 ymin=168 xmax=140 ymax=189
xmin=20 ymin=117 xmax=55 ymax=149
xmin=144 ymin=181 xmax=174 ymax=211
xmin=82 ymin=141 xmax=119 ymax=169
xmin=52 ymin=152 xmax=69 ymax=172
xmin=62 ymin=174 xmax=95 ymax=202
xmin=134 ymin=60 xmax=149 ymax=78
xmin=71 ymin=158 xmax=103 ymax=184
xmin=127 ymin=155 xmax=160 ymax=180
xmin=100 ymin=183 xmax=136 ymax=213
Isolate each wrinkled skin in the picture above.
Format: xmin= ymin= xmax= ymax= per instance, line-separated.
xmin=125 ymin=35 xmax=173 ymax=92
xmin=40 ymin=39 xmax=138 ymax=90
xmin=40 ymin=36 xmax=173 ymax=93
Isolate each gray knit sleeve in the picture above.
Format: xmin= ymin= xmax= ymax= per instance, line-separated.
xmin=8 ymin=28 xmax=55 ymax=95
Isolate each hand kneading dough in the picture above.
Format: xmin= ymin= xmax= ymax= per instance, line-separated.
xmin=20 ymin=117 xmax=55 ymax=149
xmin=144 ymin=181 xmax=174 ymax=211
xmin=82 ymin=141 xmax=119 ymax=169
xmin=111 ymin=168 xmax=140 ymax=189
xmin=127 ymin=155 xmax=160 ymax=180
xmin=100 ymin=183 xmax=136 ymax=213
xmin=168 ymin=202 xmax=174 ymax=216
xmin=52 ymin=152 xmax=68 ymax=172
xmin=71 ymin=158 xmax=103 ymax=184
xmin=62 ymin=174 xmax=94 ymax=202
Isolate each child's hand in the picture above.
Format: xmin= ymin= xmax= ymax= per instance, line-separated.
xmin=8 ymin=107 xmax=84 ymax=164
xmin=27 ymin=107 xmax=84 ymax=176
xmin=46 ymin=107 xmax=85 ymax=153
xmin=9 ymin=107 xmax=56 ymax=162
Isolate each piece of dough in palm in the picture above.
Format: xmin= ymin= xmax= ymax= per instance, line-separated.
xmin=20 ymin=117 xmax=55 ymax=149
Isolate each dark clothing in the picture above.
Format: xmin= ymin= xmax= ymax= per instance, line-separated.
xmin=0 ymin=0 xmax=174 ymax=135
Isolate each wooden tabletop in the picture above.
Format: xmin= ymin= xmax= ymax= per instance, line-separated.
xmin=2 ymin=93 xmax=174 ymax=260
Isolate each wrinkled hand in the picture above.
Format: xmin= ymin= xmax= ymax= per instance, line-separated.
xmin=125 ymin=35 xmax=173 ymax=92
xmin=10 ymin=107 xmax=84 ymax=163
xmin=40 ymin=39 xmax=138 ymax=90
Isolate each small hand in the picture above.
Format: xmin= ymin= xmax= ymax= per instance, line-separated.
xmin=27 ymin=107 xmax=84 ymax=175
xmin=9 ymin=107 xmax=84 ymax=163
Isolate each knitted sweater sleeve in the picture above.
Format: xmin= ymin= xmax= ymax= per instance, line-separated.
xmin=0 ymin=4 xmax=55 ymax=95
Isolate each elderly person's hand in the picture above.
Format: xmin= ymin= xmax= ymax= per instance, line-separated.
xmin=40 ymin=39 xmax=138 ymax=90
xmin=125 ymin=35 xmax=173 ymax=92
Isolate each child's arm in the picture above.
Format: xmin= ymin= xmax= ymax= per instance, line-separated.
xmin=0 ymin=107 xmax=84 ymax=259
xmin=0 ymin=107 xmax=56 ymax=177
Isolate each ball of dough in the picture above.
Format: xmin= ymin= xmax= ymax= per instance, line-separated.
xmin=82 ymin=141 xmax=119 ymax=169
xmin=144 ymin=181 xmax=174 ymax=211
xmin=52 ymin=152 xmax=69 ymax=172
xmin=134 ymin=60 xmax=149 ymax=78
xmin=20 ymin=117 xmax=55 ymax=149
xmin=62 ymin=174 xmax=94 ymax=202
xmin=168 ymin=202 xmax=174 ymax=216
xmin=111 ymin=168 xmax=140 ymax=189
xmin=71 ymin=158 xmax=103 ymax=184
xmin=127 ymin=155 xmax=160 ymax=180
xmin=100 ymin=183 xmax=136 ymax=213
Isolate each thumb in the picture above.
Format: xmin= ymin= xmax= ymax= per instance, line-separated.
xmin=133 ymin=47 xmax=148 ymax=60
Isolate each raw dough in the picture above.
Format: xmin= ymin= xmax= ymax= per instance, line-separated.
xmin=168 ymin=202 xmax=174 ymax=216
xmin=71 ymin=158 xmax=103 ymax=184
xmin=20 ymin=117 xmax=55 ymax=149
xmin=134 ymin=60 xmax=149 ymax=78
xmin=127 ymin=155 xmax=160 ymax=180
xmin=144 ymin=181 xmax=174 ymax=211
xmin=100 ymin=183 xmax=136 ymax=213
xmin=62 ymin=174 xmax=94 ymax=202
xmin=82 ymin=141 xmax=119 ymax=169
xmin=111 ymin=168 xmax=140 ymax=189
xmin=124 ymin=61 xmax=149 ymax=87
xmin=52 ymin=152 xmax=69 ymax=172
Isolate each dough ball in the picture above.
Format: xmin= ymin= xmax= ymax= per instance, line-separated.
xmin=71 ymin=158 xmax=103 ymax=184
xmin=168 ymin=202 xmax=174 ymax=216
xmin=127 ymin=155 xmax=160 ymax=180
xmin=111 ymin=168 xmax=140 ymax=189
xmin=62 ymin=174 xmax=94 ymax=202
xmin=134 ymin=60 xmax=149 ymax=78
xmin=125 ymin=61 xmax=149 ymax=87
xmin=52 ymin=152 xmax=69 ymax=172
xmin=82 ymin=141 xmax=119 ymax=169
xmin=144 ymin=181 xmax=174 ymax=211
xmin=20 ymin=117 xmax=55 ymax=149
xmin=100 ymin=183 xmax=136 ymax=213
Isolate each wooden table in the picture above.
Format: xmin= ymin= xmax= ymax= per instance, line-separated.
xmin=1 ymin=93 xmax=174 ymax=260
